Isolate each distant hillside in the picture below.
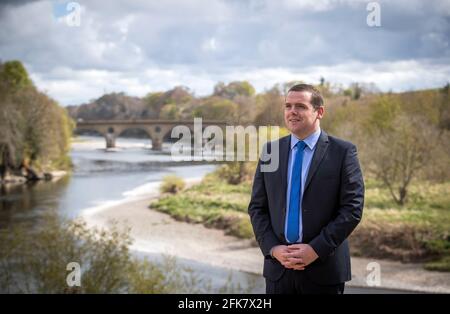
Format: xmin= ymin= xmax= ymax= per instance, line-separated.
xmin=67 ymin=92 xmax=147 ymax=121
xmin=67 ymin=86 xmax=197 ymax=122
xmin=66 ymin=82 xmax=450 ymax=134
xmin=68 ymin=87 xmax=198 ymax=137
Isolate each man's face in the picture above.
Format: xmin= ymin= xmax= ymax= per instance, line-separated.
xmin=284 ymin=91 xmax=324 ymax=138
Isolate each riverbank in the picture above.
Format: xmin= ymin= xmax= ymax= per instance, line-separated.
xmin=82 ymin=178 xmax=261 ymax=274
xmin=0 ymin=170 xmax=68 ymax=185
xmin=151 ymin=174 xmax=450 ymax=272
xmin=81 ymin=179 xmax=450 ymax=294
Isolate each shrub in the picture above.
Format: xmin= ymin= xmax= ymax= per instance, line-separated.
xmin=160 ymin=175 xmax=186 ymax=194
xmin=214 ymin=162 xmax=256 ymax=185
xmin=0 ymin=215 xmax=209 ymax=293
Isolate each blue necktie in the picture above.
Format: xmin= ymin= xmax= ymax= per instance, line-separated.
xmin=287 ymin=141 xmax=306 ymax=243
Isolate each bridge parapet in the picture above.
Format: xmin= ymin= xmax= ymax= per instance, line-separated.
xmin=75 ymin=119 xmax=227 ymax=150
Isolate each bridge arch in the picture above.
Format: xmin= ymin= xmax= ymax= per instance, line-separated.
xmin=116 ymin=127 xmax=154 ymax=147
xmin=74 ymin=126 xmax=115 ymax=148
xmin=75 ymin=120 xmax=227 ymax=151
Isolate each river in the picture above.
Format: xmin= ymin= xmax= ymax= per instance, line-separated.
xmin=0 ymin=136 xmax=218 ymax=225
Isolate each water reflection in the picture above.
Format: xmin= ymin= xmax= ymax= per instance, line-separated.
xmin=0 ymin=176 xmax=71 ymax=228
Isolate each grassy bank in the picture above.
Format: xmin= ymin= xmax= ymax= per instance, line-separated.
xmin=151 ymin=169 xmax=450 ymax=272
xmin=351 ymin=178 xmax=450 ymax=271
xmin=152 ymin=174 xmax=254 ymax=239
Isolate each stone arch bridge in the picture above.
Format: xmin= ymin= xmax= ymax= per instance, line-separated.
xmin=75 ymin=119 xmax=227 ymax=150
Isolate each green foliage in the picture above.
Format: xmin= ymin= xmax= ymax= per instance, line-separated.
xmin=0 ymin=60 xmax=73 ymax=173
xmin=0 ymin=60 xmax=32 ymax=91
xmin=365 ymin=95 xmax=401 ymax=134
xmin=192 ymin=97 xmax=238 ymax=123
xmin=213 ymin=81 xmax=255 ymax=99
xmin=128 ymin=255 xmax=214 ymax=293
xmin=343 ymin=89 xmax=352 ymax=97
xmin=320 ymin=97 xmax=364 ymax=136
xmin=424 ymin=256 xmax=450 ymax=272
xmin=323 ymin=92 xmax=449 ymax=205
xmin=215 ymin=162 xmax=256 ymax=185
xmin=144 ymin=91 xmax=165 ymax=118
xmin=159 ymin=103 xmax=180 ymax=120
xmin=152 ymin=175 xmax=254 ymax=239
xmin=362 ymin=105 xmax=441 ymax=205
xmin=0 ymin=215 xmax=217 ymax=293
xmin=438 ymin=83 xmax=450 ymax=130
xmin=160 ymin=175 xmax=186 ymax=194
xmin=350 ymin=83 xmax=362 ymax=100
xmin=349 ymin=180 xmax=450 ymax=270
xmin=254 ymin=86 xmax=284 ymax=126
xmin=144 ymin=86 xmax=193 ymax=119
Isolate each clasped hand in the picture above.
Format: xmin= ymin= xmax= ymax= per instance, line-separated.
xmin=272 ymin=244 xmax=319 ymax=270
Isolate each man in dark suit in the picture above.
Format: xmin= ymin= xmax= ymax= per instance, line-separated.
xmin=248 ymin=84 xmax=364 ymax=294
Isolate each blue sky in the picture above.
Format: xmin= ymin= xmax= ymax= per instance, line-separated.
xmin=1 ymin=0 xmax=449 ymax=105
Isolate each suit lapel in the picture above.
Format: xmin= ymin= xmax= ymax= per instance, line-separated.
xmin=304 ymin=131 xmax=329 ymax=192
xmin=279 ymin=135 xmax=291 ymax=213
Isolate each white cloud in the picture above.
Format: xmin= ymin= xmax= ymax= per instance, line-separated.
xmin=28 ymin=59 xmax=450 ymax=105
xmin=1 ymin=0 xmax=449 ymax=105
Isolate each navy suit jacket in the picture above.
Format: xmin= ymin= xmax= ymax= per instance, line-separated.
xmin=248 ymin=131 xmax=364 ymax=285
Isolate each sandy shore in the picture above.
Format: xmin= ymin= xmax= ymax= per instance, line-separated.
xmin=83 ymin=195 xmax=263 ymax=274
xmin=81 ymin=181 xmax=450 ymax=293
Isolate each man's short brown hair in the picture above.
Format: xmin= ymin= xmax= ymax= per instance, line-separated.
xmin=287 ymin=83 xmax=324 ymax=110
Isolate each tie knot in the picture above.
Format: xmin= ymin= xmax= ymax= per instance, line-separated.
xmin=295 ymin=140 xmax=306 ymax=150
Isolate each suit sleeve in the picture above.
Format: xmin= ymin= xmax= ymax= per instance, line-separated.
xmin=248 ymin=153 xmax=281 ymax=258
xmin=309 ymin=144 xmax=364 ymax=261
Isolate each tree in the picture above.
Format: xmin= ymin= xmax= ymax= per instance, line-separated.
xmin=0 ymin=60 xmax=32 ymax=91
xmin=192 ymin=97 xmax=238 ymax=123
xmin=438 ymin=83 xmax=450 ymax=130
xmin=0 ymin=97 xmax=24 ymax=179
xmin=254 ymin=85 xmax=284 ymax=126
xmin=213 ymin=81 xmax=255 ymax=99
xmin=144 ymin=92 xmax=166 ymax=118
xmin=144 ymin=86 xmax=192 ymax=119
xmin=362 ymin=96 xmax=441 ymax=205
xmin=160 ymin=103 xmax=180 ymax=120
xmin=0 ymin=60 xmax=73 ymax=177
xmin=350 ymin=83 xmax=362 ymax=100
xmin=233 ymin=95 xmax=256 ymax=125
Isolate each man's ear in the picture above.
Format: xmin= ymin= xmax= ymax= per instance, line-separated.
xmin=316 ymin=106 xmax=325 ymax=120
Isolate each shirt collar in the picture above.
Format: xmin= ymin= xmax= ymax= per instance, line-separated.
xmin=290 ymin=128 xmax=321 ymax=151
